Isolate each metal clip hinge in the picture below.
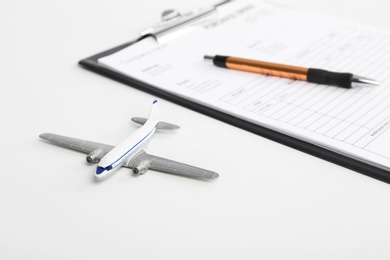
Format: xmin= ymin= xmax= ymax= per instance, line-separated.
xmin=140 ymin=1 xmax=231 ymax=40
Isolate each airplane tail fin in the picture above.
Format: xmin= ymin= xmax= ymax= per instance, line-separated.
xmin=132 ymin=100 xmax=180 ymax=130
xmin=147 ymin=99 xmax=160 ymax=124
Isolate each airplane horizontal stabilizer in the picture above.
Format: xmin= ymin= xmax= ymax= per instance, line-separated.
xmin=131 ymin=117 xmax=180 ymax=130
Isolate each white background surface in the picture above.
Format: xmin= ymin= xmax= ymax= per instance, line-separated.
xmin=2 ymin=0 xmax=390 ymax=259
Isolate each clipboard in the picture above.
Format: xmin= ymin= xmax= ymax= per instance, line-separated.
xmin=79 ymin=0 xmax=390 ymax=184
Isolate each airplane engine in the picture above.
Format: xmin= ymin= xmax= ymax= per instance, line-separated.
xmin=132 ymin=161 xmax=150 ymax=175
xmin=86 ymin=148 xmax=104 ymax=164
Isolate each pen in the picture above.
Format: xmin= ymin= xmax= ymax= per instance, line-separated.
xmin=204 ymin=55 xmax=380 ymax=88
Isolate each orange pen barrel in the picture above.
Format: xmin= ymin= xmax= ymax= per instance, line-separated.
xmin=226 ymin=56 xmax=308 ymax=81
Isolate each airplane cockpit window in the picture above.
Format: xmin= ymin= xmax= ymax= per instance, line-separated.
xmin=96 ymin=167 xmax=105 ymax=174
xmin=96 ymin=165 xmax=113 ymax=174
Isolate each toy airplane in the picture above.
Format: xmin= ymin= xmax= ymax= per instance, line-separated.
xmin=39 ymin=100 xmax=219 ymax=181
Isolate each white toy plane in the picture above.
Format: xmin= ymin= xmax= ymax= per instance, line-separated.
xmin=40 ymin=100 xmax=219 ymax=180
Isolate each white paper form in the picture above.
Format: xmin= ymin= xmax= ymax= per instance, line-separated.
xmin=99 ymin=0 xmax=390 ymax=170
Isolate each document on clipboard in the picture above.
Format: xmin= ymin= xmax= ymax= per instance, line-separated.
xmin=80 ymin=0 xmax=390 ymax=183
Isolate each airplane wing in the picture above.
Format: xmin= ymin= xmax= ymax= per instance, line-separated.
xmin=39 ymin=133 xmax=114 ymax=154
xmin=40 ymin=134 xmax=218 ymax=180
xmin=125 ymin=151 xmax=219 ymax=180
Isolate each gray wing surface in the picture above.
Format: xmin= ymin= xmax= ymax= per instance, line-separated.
xmin=125 ymin=151 xmax=219 ymax=180
xmin=39 ymin=133 xmax=114 ymax=154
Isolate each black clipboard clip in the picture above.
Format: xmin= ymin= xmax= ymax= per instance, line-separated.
xmin=140 ymin=0 xmax=231 ymax=41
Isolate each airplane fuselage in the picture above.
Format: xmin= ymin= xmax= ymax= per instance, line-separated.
xmin=95 ymin=101 xmax=159 ymax=179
